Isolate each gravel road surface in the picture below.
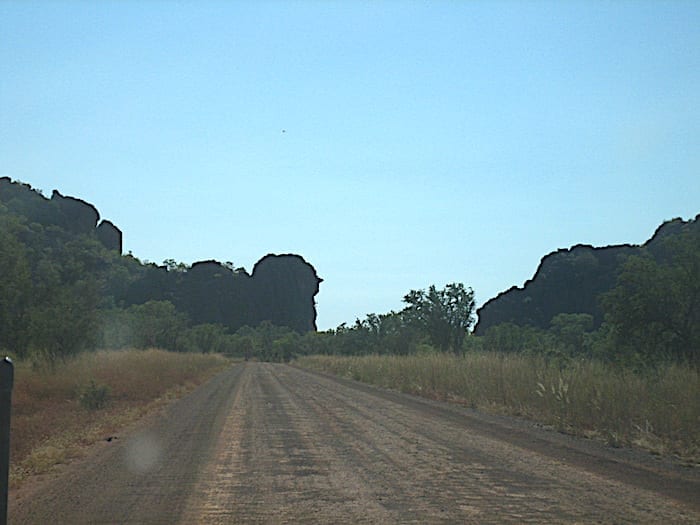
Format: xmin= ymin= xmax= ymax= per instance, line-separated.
xmin=10 ymin=362 xmax=700 ymax=524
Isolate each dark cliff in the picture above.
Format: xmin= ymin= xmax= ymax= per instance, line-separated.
xmin=96 ymin=220 xmax=123 ymax=253
xmin=251 ymin=254 xmax=322 ymax=333
xmin=121 ymin=255 xmax=321 ymax=333
xmin=51 ymin=190 xmax=100 ymax=235
xmin=474 ymin=215 xmax=700 ymax=335
xmin=0 ymin=178 xmax=321 ymax=333
xmin=0 ymin=177 xmax=123 ymax=252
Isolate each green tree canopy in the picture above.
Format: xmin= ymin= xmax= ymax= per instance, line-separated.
xmin=601 ymin=230 xmax=699 ymax=364
xmin=0 ymin=214 xmax=32 ymax=357
xmin=128 ymin=300 xmax=189 ymax=350
xmin=549 ymin=313 xmax=594 ymax=357
xmin=402 ymin=283 xmax=476 ymax=353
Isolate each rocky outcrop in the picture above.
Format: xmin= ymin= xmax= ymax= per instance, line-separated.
xmin=474 ymin=215 xmax=700 ymax=335
xmin=250 ymin=254 xmax=322 ymax=333
xmin=51 ymin=190 xmax=99 ymax=234
xmin=121 ymin=255 xmax=322 ymax=333
xmin=0 ymin=177 xmax=59 ymax=225
xmin=0 ymin=178 xmax=121 ymax=252
xmin=474 ymin=244 xmax=634 ymax=334
xmin=2 ymin=178 xmax=321 ymax=332
xmin=178 ymin=260 xmax=247 ymax=327
xmin=96 ymin=220 xmax=123 ymax=253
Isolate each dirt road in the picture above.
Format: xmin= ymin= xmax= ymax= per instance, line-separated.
xmin=10 ymin=362 xmax=700 ymax=524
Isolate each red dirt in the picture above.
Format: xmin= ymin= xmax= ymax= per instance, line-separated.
xmin=10 ymin=362 xmax=700 ymax=524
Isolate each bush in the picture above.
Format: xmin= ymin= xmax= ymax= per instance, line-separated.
xmin=79 ymin=379 xmax=110 ymax=410
xmin=296 ymin=353 xmax=700 ymax=460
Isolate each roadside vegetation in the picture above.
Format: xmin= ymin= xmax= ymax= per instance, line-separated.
xmin=291 ymin=229 xmax=699 ymax=462
xmin=10 ymin=349 xmax=229 ymax=487
xmin=1 ymin=179 xmax=697 ymax=469
xmin=296 ymin=353 xmax=699 ymax=462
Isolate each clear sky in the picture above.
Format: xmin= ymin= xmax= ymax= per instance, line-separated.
xmin=1 ymin=1 xmax=699 ymax=330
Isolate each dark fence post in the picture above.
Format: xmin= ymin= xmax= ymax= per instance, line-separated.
xmin=0 ymin=357 xmax=13 ymax=525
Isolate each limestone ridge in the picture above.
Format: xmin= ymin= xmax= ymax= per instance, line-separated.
xmin=124 ymin=255 xmax=322 ymax=333
xmin=0 ymin=178 xmax=321 ymax=333
xmin=474 ymin=215 xmax=700 ymax=335
xmin=252 ymin=254 xmax=323 ymax=332
xmin=0 ymin=177 xmax=123 ymax=252
xmin=96 ymin=220 xmax=122 ymax=253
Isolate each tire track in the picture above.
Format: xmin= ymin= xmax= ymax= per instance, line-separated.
xmin=9 ymin=364 xmax=246 ymax=525
xmin=183 ymin=363 xmax=397 ymax=523
xmin=10 ymin=362 xmax=700 ymax=524
xmin=275 ymin=365 xmax=700 ymax=523
xmin=185 ymin=363 xmax=699 ymax=524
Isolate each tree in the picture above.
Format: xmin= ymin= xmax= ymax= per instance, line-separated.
xmin=600 ymin=230 xmax=699 ymax=364
xmin=226 ymin=328 xmax=257 ymax=359
xmin=100 ymin=308 xmax=137 ymax=349
xmin=549 ymin=313 xmax=594 ymax=357
xmin=482 ymin=322 xmax=547 ymax=354
xmin=402 ymin=283 xmax=476 ymax=353
xmin=179 ymin=323 xmax=227 ymax=353
xmin=163 ymin=259 xmax=189 ymax=273
xmin=272 ymin=332 xmax=301 ymax=362
xmin=29 ymin=279 xmax=101 ymax=361
xmin=128 ymin=300 xmax=189 ymax=351
xmin=0 ymin=220 xmax=32 ymax=357
xmin=20 ymin=232 xmax=106 ymax=362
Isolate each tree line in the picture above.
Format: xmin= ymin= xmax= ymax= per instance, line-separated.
xmin=0 ymin=180 xmax=320 ymax=363
xmin=0 ymin=199 xmax=256 ymax=361
xmin=1 ymin=179 xmax=697 ymax=368
xmin=301 ymin=228 xmax=698 ymax=368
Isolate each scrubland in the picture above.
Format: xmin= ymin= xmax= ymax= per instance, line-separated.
xmin=9 ymin=349 xmax=229 ymax=487
xmin=296 ymin=353 xmax=700 ymax=462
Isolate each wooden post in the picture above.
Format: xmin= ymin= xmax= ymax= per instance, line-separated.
xmin=0 ymin=357 xmax=13 ymax=525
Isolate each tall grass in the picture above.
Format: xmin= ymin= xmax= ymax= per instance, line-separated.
xmin=296 ymin=353 xmax=700 ymax=461
xmin=10 ymin=349 xmax=230 ymax=486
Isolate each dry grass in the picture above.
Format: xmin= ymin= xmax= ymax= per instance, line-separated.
xmin=296 ymin=353 xmax=700 ymax=463
xmin=10 ymin=349 xmax=230 ymax=486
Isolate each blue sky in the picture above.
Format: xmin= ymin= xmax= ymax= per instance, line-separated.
xmin=1 ymin=1 xmax=699 ymax=330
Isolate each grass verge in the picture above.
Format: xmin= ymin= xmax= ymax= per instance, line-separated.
xmin=10 ymin=348 xmax=231 ymax=487
xmin=296 ymin=353 xmax=700 ymax=463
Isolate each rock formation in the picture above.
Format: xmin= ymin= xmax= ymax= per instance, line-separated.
xmin=250 ymin=254 xmax=322 ymax=333
xmin=474 ymin=215 xmax=700 ymax=335
xmin=121 ymin=255 xmax=322 ymax=333
xmin=1 ymin=178 xmax=322 ymax=333
xmin=96 ymin=220 xmax=123 ymax=253
xmin=51 ymin=190 xmax=99 ymax=234
xmin=0 ymin=177 xmax=122 ymax=252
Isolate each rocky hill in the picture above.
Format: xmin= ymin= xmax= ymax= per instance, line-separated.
xmin=0 ymin=177 xmax=123 ymax=252
xmin=123 ymin=255 xmax=321 ymax=333
xmin=474 ymin=215 xmax=700 ymax=335
xmin=0 ymin=177 xmax=321 ymax=333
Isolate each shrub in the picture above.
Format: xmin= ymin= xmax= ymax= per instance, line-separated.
xmin=79 ymin=379 xmax=110 ymax=410
xmin=296 ymin=353 xmax=700 ymax=461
